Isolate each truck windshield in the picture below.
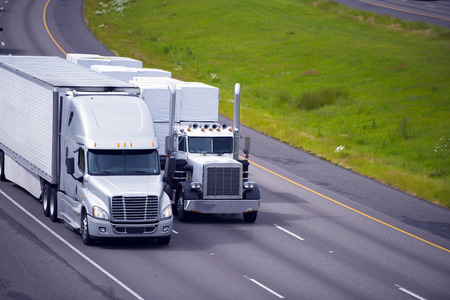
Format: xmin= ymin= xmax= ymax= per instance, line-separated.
xmin=88 ymin=149 xmax=160 ymax=176
xmin=188 ymin=137 xmax=233 ymax=154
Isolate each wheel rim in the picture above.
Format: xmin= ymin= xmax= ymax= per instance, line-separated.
xmin=42 ymin=187 xmax=49 ymax=211
xmin=177 ymin=195 xmax=183 ymax=214
xmin=49 ymin=193 xmax=55 ymax=216
xmin=82 ymin=213 xmax=88 ymax=240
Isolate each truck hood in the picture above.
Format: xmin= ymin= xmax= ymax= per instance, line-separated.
xmin=86 ymin=175 xmax=163 ymax=200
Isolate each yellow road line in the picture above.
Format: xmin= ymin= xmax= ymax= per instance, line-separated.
xmin=43 ymin=0 xmax=66 ymax=55
xmin=246 ymin=158 xmax=450 ymax=253
xmin=358 ymin=0 xmax=450 ymax=22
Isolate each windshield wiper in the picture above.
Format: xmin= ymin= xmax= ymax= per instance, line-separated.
xmin=189 ymin=147 xmax=208 ymax=154
xmin=92 ymin=170 xmax=113 ymax=175
xmin=128 ymin=170 xmax=151 ymax=175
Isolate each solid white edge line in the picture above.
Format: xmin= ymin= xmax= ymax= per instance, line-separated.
xmin=275 ymin=224 xmax=305 ymax=241
xmin=172 ymin=229 xmax=179 ymax=234
xmin=244 ymin=275 xmax=285 ymax=299
xmin=395 ymin=284 xmax=427 ymax=300
xmin=0 ymin=188 xmax=144 ymax=300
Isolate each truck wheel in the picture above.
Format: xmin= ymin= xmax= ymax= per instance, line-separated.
xmin=42 ymin=184 xmax=51 ymax=217
xmin=157 ymin=236 xmax=171 ymax=245
xmin=165 ymin=185 xmax=178 ymax=216
xmin=49 ymin=188 xmax=58 ymax=222
xmin=243 ymin=211 xmax=257 ymax=223
xmin=81 ymin=210 xmax=93 ymax=245
xmin=176 ymin=193 xmax=190 ymax=222
xmin=0 ymin=151 xmax=7 ymax=182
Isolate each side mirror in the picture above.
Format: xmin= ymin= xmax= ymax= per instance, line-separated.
xmin=164 ymin=157 xmax=176 ymax=179
xmin=66 ymin=157 xmax=75 ymax=175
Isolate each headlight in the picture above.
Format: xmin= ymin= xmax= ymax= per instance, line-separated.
xmin=243 ymin=181 xmax=255 ymax=189
xmin=190 ymin=182 xmax=202 ymax=190
xmin=92 ymin=206 xmax=109 ymax=219
xmin=161 ymin=204 xmax=173 ymax=220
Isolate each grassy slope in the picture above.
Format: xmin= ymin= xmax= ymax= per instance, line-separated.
xmin=84 ymin=0 xmax=450 ymax=207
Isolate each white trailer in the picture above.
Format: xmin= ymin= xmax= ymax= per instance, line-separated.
xmin=0 ymin=56 xmax=173 ymax=245
xmin=90 ymin=65 xmax=171 ymax=83
xmin=66 ymin=53 xmax=143 ymax=68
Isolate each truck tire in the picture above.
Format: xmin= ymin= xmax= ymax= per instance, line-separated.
xmin=176 ymin=192 xmax=190 ymax=222
xmin=157 ymin=236 xmax=171 ymax=245
xmin=49 ymin=188 xmax=58 ymax=222
xmin=42 ymin=184 xmax=51 ymax=217
xmin=0 ymin=151 xmax=6 ymax=182
xmin=81 ymin=210 xmax=93 ymax=245
xmin=243 ymin=211 xmax=257 ymax=223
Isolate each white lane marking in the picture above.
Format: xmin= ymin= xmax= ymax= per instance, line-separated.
xmin=244 ymin=275 xmax=285 ymax=299
xmin=172 ymin=229 xmax=179 ymax=234
xmin=274 ymin=224 xmax=305 ymax=241
xmin=427 ymin=5 xmax=436 ymax=8
xmin=0 ymin=189 xmax=144 ymax=300
xmin=395 ymin=284 xmax=427 ymax=300
xmin=1 ymin=42 xmax=5 ymax=47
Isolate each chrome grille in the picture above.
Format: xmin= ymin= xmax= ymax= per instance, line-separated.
xmin=111 ymin=196 xmax=159 ymax=221
xmin=205 ymin=166 xmax=241 ymax=197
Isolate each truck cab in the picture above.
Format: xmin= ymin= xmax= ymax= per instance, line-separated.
xmin=59 ymin=92 xmax=173 ymax=245
xmin=165 ymin=121 xmax=260 ymax=223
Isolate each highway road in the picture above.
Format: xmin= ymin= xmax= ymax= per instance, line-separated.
xmin=333 ymin=0 xmax=450 ymax=27
xmin=0 ymin=0 xmax=449 ymax=299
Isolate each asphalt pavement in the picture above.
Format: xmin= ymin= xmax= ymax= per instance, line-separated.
xmin=0 ymin=0 xmax=449 ymax=299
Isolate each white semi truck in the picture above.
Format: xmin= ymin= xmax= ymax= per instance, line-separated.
xmin=133 ymin=78 xmax=261 ymax=223
xmin=68 ymin=54 xmax=261 ymax=223
xmin=0 ymin=56 xmax=173 ymax=245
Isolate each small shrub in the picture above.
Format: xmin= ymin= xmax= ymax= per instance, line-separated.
xmin=296 ymin=87 xmax=348 ymax=110
xmin=389 ymin=118 xmax=416 ymax=142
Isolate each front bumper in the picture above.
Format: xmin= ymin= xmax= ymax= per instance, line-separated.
xmin=87 ymin=215 xmax=173 ymax=239
xmin=185 ymin=199 xmax=260 ymax=214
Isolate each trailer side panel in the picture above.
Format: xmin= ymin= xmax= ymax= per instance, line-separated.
xmin=0 ymin=66 xmax=55 ymax=183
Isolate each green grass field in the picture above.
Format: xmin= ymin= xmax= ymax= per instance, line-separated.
xmin=84 ymin=0 xmax=450 ymax=207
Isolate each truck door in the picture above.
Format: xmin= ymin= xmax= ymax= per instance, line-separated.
xmin=61 ymin=107 xmax=85 ymax=227
xmin=62 ymin=139 xmax=85 ymax=226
